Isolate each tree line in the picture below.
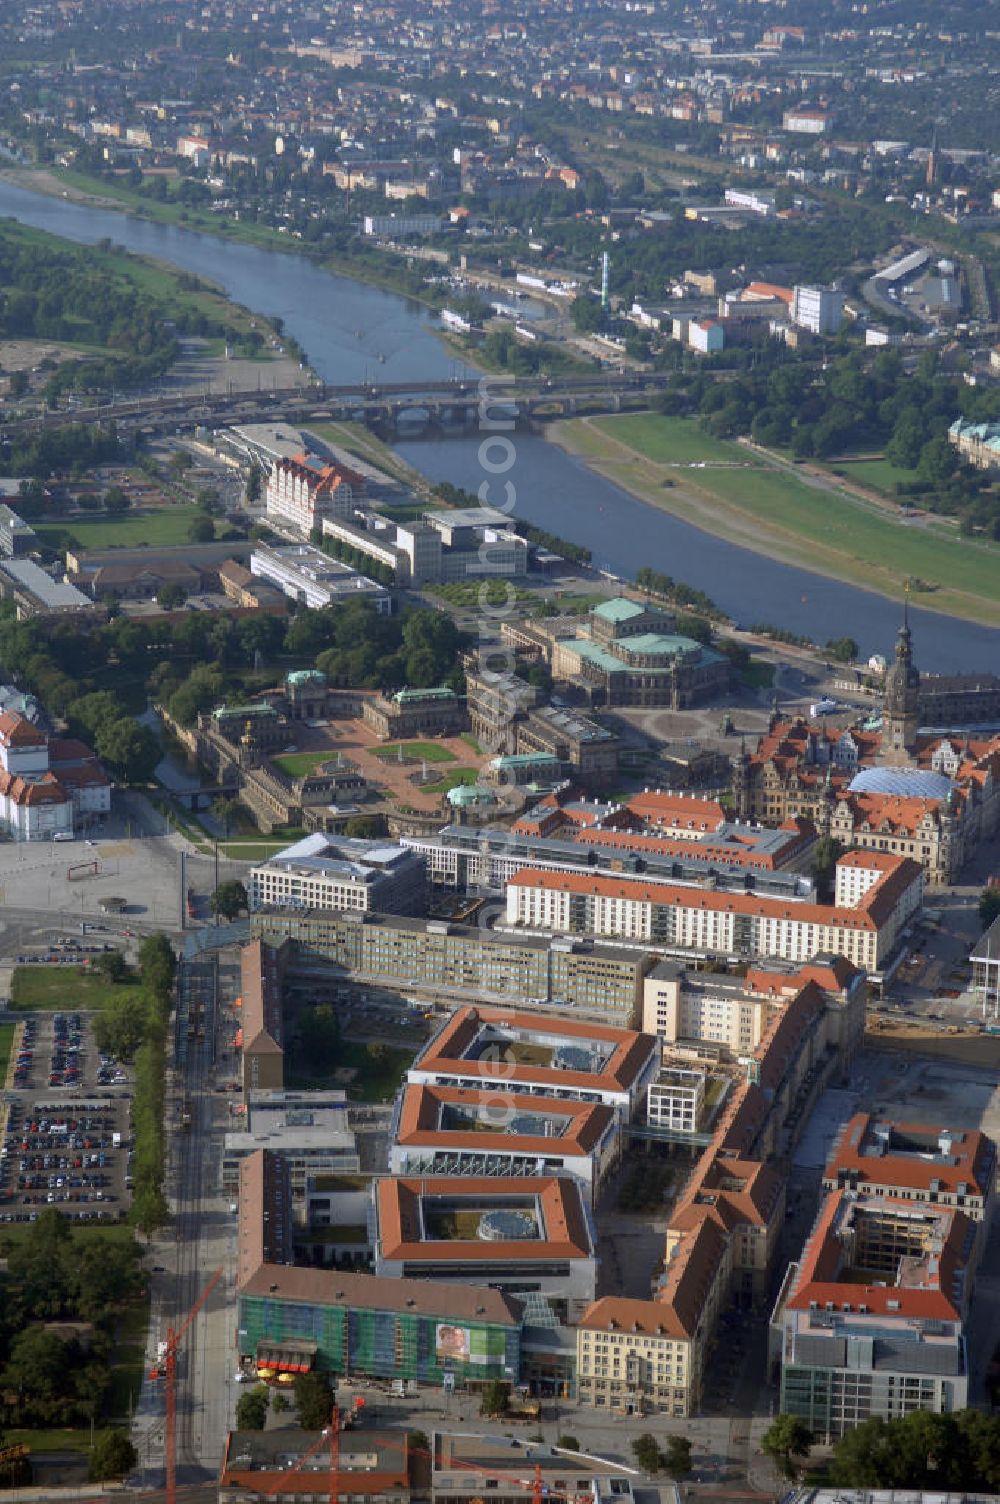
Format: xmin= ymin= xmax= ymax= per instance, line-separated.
xmin=762 ymin=1408 xmax=1000 ymax=1491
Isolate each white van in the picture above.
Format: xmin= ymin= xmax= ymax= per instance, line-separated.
xmin=53 ymin=831 xmax=75 ymax=843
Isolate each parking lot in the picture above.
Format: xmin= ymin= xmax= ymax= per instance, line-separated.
xmin=0 ymin=1006 xmax=134 ymax=1223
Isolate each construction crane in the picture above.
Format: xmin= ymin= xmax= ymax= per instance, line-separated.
xmin=149 ymin=1265 xmax=224 ymax=1504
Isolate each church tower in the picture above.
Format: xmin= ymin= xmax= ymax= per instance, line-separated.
xmin=882 ymin=601 xmax=920 ymax=765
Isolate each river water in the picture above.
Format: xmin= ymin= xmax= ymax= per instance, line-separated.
xmin=0 ymin=175 xmax=996 ymax=671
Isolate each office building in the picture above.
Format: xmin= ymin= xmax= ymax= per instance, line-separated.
xmin=0 ymin=505 xmax=36 ymax=558
xmin=250 ymin=544 xmax=391 ymax=614
xmin=646 ymin=1068 xmax=706 ymax=1134
xmin=406 ymin=1006 xmax=658 ymax=1120
xmin=432 ymin=1433 xmax=638 ymax=1504
xmin=246 ymin=832 xmax=425 ymax=916
xmin=822 ymin=1112 xmax=996 ymax=1226
xmin=223 ymin=1090 xmax=358 ymax=1194
xmin=236 ymin=1264 xmax=522 ymax=1385
xmin=220 ymin=1427 xmax=410 ymax=1504
xmin=389 ymin=1084 xmax=619 ymax=1203
xmin=772 ymin=1190 xmax=972 ymax=1439
xmin=792 ymin=285 xmax=844 ymax=335
xmin=372 ymin=1174 xmax=597 ymax=1321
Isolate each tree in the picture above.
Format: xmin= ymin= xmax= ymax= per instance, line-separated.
xmin=556 ymin=1436 xmax=580 ymax=1452
xmin=979 ymin=887 xmax=1000 ymax=928
xmin=761 ymin=1415 xmax=813 ymax=1479
xmin=294 ymin=1371 xmax=334 ymax=1430
xmin=212 ymin=797 xmax=240 ymax=837
xmin=93 ymin=948 xmax=130 ymax=983
xmin=89 ymin=1429 xmax=137 ymax=1481
xmin=479 ymin=1380 xmax=510 ymax=1418
xmin=211 ymin=879 xmax=248 ymax=921
xmin=246 ymin=466 xmax=262 ymax=505
xmin=92 ymin=994 xmax=149 ymax=1060
xmin=663 ymin=1436 xmax=693 ymax=1479
xmin=236 ymin=1386 xmax=270 ymax=1431
xmin=94 ymin=717 xmax=160 ymax=784
xmin=631 ymin=1435 xmax=663 ymax=1474
xmin=157 ymin=582 xmax=186 ymax=609
xmin=104 ymin=486 xmax=131 ymax=515
xmin=129 ymin=1187 xmax=170 ymax=1239
xmin=187 ymin=513 xmax=215 ymax=543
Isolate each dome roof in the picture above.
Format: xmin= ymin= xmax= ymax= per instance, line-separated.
xmin=446 ymin=782 xmax=496 ymax=808
xmin=848 ymin=767 xmax=955 ymax=800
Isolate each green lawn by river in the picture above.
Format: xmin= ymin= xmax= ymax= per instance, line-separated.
xmin=560 ymin=414 xmax=1000 ymax=627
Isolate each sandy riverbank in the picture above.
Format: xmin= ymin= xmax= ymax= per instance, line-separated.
xmin=546 ymin=416 xmax=1000 ymax=629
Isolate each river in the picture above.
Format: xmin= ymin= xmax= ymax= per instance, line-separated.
xmin=0 ymin=174 xmax=996 ymax=672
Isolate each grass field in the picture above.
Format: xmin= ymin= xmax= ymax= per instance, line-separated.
xmin=272 ymin=751 xmax=336 ymax=779
xmin=36 ymin=504 xmax=212 ymax=552
xmin=460 ymin=733 xmax=485 ymax=754
xmin=0 ymin=1220 xmax=137 ymax=1255
xmin=0 ymin=1020 xmax=15 ymax=1079
xmin=10 ymin=966 xmax=145 ymax=1013
xmin=374 ymin=741 xmax=457 ymax=764
xmin=562 ymin=414 xmax=1000 ymax=625
xmin=4 ymin=1428 xmax=94 ymax=1455
xmin=592 ymin=412 xmax=741 ymax=465
xmin=107 ymin=1289 xmax=151 ymax=1419
xmin=427 ymin=580 xmax=535 ymax=607
xmin=291 ymin=1040 xmax=414 ymax=1102
xmin=423 ymin=767 xmax=478 ymax=794
xmin=832 ymin=455 xmax=922 ymax=495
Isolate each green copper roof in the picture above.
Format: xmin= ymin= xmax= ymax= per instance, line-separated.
xmin=591 ymin=597 xmax=646 ymax=623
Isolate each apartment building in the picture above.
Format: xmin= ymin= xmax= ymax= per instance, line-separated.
xmin=505 ymin=851 xmax=923 ymax=978
xmin=223 ymin=1091 xmax=359 ymax=1195
xmin=237 ymin=1149 xmax=294 ymax=1290
xmin=240 ymin=938 xmax=289 ymax=1097
xmin=249 ymin=910 xmax=649 ymax=1025
xmin=792 ymin=285 xmax=844 ymax=335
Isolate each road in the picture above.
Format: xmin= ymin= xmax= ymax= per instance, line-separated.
xmin=132 ymin=955 xmax=239 ymax=1490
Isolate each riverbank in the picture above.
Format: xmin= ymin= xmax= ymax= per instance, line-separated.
xmin=547 ymin=414 xmax=1000 ymax=629
xmin=0 ymin=163 xmax=450 ymax=317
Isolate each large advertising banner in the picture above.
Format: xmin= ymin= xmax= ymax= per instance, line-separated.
xmin=436 ymin=1324 xmax=471 ymax=1363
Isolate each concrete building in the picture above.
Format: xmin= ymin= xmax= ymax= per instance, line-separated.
xmin=772 ymin=1190 xmax=972 ymax=1439
xmin=246 ymin=832 xmax=425 ymax=916
xmin=646 ymin=1068 xmax=706 ymax=1134
xmin=249 ymin=910 xmax=650 ymax=1025
xmin=223 ymin=1090 xmax=358 ymax=1194
xmin=371 ymin=1174 xmax=598 ymax=1322
xmin=970 ymin=914 xmax=1000 ymax=1016
xmin=422 ymin=508 xmax=529 ymax=580
xmin=363 ymin=213 xmax=441 ymax=237
xmin=250 ymin=544 xmax=391 ymax=613
xmin=388 ymin=1084 xmax=620 ymax=1203
xmin=236 ymin=1264 xmax=522 ymax=1385
xmin=792 ymin=285 xmax=844 ymax=335
xmin=265 ymin=452 xmax=364 ymax=535
xmin=822 ymin=1112 xmax=996 ymax=1227
xmin=505 ymin=850 xmax=924 ymax=980
xmin=220 ymin=1426 xmax=410 ymax=1504
xmin=0 ymin=505 xmax=36 ymax=557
